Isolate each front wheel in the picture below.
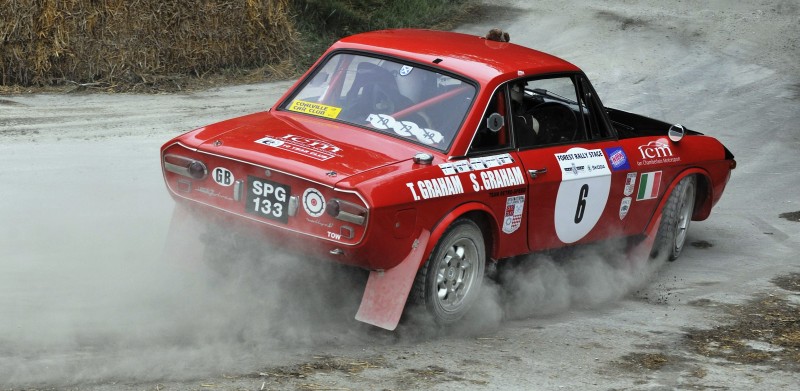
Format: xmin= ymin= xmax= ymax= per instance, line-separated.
xmin=410 ymin=219 xmax=486 ymax=325
xmin=652 ymin=175 xmax=696 ymax=261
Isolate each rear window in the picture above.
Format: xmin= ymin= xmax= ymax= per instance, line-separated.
xmin=282 ymin=52 xmax=477 ymax=152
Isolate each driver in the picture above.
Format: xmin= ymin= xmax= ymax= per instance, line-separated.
xmin=510 ymin=82 xmax=541 ymax=146
xmin=394 ymin=64 xmax=432 ymax=103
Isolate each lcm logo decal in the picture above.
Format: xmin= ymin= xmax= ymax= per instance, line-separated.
xmin=638 ymin=139 xmax=673 ymax=159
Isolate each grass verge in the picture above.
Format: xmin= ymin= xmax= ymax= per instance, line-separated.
xmin=0 ymin=0 xmax=477 ymax=93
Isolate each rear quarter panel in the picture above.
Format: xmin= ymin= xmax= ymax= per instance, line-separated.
xmin=341 ymin=156 xmax=532 ymax=268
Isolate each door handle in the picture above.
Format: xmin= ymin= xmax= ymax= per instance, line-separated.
xmin=528 ymin=168 xmax=547 ymax=179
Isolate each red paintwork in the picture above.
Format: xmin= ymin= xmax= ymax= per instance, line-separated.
xmin=160 ymin=29 xmax=734 ymax=329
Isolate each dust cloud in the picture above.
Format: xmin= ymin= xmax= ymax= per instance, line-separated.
xmin=0 ymin=140 xmax=376 ymax=387
xmin=0 ymin=205 xmax=375 ymax=386
xmin=445 ymin=239 xmax=665 ymax=336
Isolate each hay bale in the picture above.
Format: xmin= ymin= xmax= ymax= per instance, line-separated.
xmin=0 ymin=0 xmax=297 ymax=88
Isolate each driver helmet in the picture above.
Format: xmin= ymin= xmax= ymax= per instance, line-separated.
xmin=395 ymin=65 xmax=430 ymax=102
xmin=510 ymin=82 xmax=525 ymax=105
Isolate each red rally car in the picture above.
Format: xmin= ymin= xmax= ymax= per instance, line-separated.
xmin=161 ymin=29 xmax=735 ymax=330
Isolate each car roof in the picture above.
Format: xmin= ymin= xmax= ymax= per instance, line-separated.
xmin=333 ymin=29 xmax=581 ymax=85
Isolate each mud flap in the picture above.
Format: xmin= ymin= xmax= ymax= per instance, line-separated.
xmin=355 ymin=229 xmax=430 ymax=330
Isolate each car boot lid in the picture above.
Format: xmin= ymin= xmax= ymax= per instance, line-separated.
xmin=192 ymin=111 xmax=421 ymax=187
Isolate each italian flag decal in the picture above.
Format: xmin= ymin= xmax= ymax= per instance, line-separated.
xmin=636 ymin=171 xmax=662 ymax=200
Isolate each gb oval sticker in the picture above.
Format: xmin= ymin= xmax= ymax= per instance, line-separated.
xmin=211 ymin=167 xmax=234 ymax=187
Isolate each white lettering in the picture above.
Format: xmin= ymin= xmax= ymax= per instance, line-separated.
xmin=470 ymin=173 xmax=480 ymax=191
xmin=639 ymin=141 xmax=673 ymax=159
xmin=409 ymin=175 xmax=465 ymax=200
xmin=419 ymin=180 xmax=430 ymax=199
xmin=480 ymin=167 xmax=525 ymax=190
xmin=281 ymin=134 xmax=342 ymax=153
xmin=451 ymin=176 xmax=464 ymax=194
xmin=406 ymin=182 xmax=420 ymax=201
xmin=497 ymin=169 xmax=510 ymax=187
xmin=274 ymin=186 xmax=286 ymax=202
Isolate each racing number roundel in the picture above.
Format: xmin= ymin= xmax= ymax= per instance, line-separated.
xmin=554 ymin=148 xmax=611 ymax=243
xmin=302 ymin=188 xmax=326 ymax=217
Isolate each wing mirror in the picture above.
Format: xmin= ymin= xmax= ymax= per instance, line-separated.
xmin=668 ymin=124 xmax=685 ymax=142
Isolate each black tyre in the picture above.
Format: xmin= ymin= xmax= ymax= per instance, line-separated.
xmin=652 ymin=175 xmax=696 ymax=261
xmin=410 ymin=219 xmax=486 ymax=325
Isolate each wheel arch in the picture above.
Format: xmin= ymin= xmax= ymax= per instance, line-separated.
xmin=692 ymin=170 xmax=714 ymax=221
xmin=645 ymin=167 xmax=710 ymax=235
xmin=421 ymin=202 xmax=499 ymax=270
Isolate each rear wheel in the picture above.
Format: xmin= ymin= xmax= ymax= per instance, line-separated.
xmin=410 ymin=219 xmax=486 ymax=325
xmin=652 ymin=175 xmax=696 ymax=261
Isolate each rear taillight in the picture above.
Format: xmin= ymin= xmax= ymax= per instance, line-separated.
xmin=164 ymin=154 xmax=207 ymax=179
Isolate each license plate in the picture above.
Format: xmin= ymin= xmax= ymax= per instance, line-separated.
xmin=245 ymin=175 xmax=291 ymax=223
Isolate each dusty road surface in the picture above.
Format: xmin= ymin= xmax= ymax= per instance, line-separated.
xmin=2 ymin=0 xmax=799 ymax=390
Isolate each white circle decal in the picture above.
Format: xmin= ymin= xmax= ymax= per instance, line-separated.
xmin=302 ymin=188 xmax=326 ymax=217
xmin=553 ymin=147 xmax=612 ymax=243
xmin=211 ymin=167 xmax=234 ymax=187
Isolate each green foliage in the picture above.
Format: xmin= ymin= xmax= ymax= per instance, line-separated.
xmin=291 ymin=0 xmax=474 ymax=68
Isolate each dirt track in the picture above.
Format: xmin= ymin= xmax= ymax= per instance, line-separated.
xmin=1 ymin=1 xmax=799 ymax=390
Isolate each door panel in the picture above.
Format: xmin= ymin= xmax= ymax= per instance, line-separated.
xmin=519 ymin=142 xmax=629 ymax=251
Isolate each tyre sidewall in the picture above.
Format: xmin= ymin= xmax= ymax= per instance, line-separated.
xmin=652 ymin=175 xmax=696 ymax=261
xmin=422 ymin=219 xmax=486 ymax=324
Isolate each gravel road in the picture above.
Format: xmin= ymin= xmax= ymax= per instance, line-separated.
xmin=1 ymin=1 xmax=798 ymax=389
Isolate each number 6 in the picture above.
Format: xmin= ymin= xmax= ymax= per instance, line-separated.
xmin=574 ymin=184 xmax=589 ymax=224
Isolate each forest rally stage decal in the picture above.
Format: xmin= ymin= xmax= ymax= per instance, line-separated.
xmin=553 ymin=148 xmax=612 ymax=243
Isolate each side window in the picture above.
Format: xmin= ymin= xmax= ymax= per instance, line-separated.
xmin=509 ymin=76 xmax=587 ymax=148
xmin=469 ymin=89 xmax=511 ymax=153
xmin=578 ymin=77 xmax=613 ymax=140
